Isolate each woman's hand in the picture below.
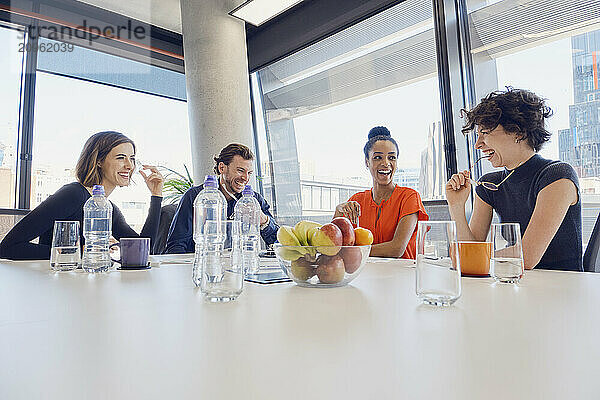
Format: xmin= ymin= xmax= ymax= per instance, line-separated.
xmin=335 ymin=201 xmax=361 ymax=225
xmin=139 ymin=165 xmax=164 ymax=197
xmin=445 ymin=170 xmax=472 ymax=207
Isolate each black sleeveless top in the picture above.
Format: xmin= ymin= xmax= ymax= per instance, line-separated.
xmin=476 ymin=154 xmax=582 ymax=271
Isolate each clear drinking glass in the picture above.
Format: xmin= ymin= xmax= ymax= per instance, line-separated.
xmin=50 ymin=221 xmax=81 ymax=271
xmin=134 ymin=159 xmax=145 ymax=175
xmin=490 ymin=223 xmax=524 ymax=283
xmin=415 ymin=221 xmax=461 ymax=306
xmin=200 ymin=220 xmax=244 ymax=302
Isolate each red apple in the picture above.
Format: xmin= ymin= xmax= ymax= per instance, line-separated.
xmin=340 ymin=246 xmax=363 ymax=273
xmin=310 ymin=223 xmax=343 ymax=256
xmin=316 ymin=255 xmax=345 ymax=284
xmin=331 ymin=217 xmax=355 ymax=246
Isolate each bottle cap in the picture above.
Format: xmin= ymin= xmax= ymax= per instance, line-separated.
xmin=204 ymin=175 xmax=218 ymax=188
xmin=92 ymin=185 xmax=105 ymax=196
xmin=242 ymin=185 xmax=253 ymax=196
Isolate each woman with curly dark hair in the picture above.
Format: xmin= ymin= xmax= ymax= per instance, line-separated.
xmin=446 ymin=88 xmax=582 ymax=271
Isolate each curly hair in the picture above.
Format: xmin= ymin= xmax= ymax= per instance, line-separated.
xmin=461 ymin=87 xmax=553 ymax=152
xmin=213 ymin=143 xmax=254 ymax=174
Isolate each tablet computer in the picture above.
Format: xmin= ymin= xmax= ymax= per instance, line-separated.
xmin=244 ymin=270 xmax=291 ymax=284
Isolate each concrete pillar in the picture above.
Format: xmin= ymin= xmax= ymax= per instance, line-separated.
xmin=180 ymin=0 xmax=254 ymax=183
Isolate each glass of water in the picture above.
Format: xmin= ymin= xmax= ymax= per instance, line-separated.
xmin=490 ymin=223 xmax=524 ymax=283
xmin=134 ymin=159 xmax=145 ymax=175
xmin=415 ymin=221 xmax=461 ymax=306
xmin=50 ymin=221 xmax=81 ymax=271
xmin=200 ymin=220 xmax=244 ymax=302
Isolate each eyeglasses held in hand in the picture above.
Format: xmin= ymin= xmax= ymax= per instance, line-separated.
xmin=469 ymin=155 xmax=521 ymax=191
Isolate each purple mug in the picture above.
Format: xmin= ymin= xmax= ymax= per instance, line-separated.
xmin=110 ymin=238 xmax=150 ymax=270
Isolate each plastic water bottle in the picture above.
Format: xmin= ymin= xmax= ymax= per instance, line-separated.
xmin=192 ymin=175 xmax=227 ymax=286
xmin=234 ymin=185 xmax=261 ymax=275
xmin=82 ymin=185 xmax=113 ymax=273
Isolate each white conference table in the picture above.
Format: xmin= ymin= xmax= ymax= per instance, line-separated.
xmin=1 ymin=256 xmax=600 ymax=400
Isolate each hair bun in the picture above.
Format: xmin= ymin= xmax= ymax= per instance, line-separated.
xmin=368 ymin=126 xmax=391 ymax=139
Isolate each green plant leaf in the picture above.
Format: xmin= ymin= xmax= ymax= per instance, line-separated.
xmin=159 ymin=164 xmax=194 ymax=204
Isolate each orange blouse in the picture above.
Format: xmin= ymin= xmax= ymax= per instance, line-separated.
xmin=349 ymin=186 xmax=428 ymax=259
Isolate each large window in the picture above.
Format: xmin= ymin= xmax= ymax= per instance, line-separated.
xmin=0 ymin=25 xmax=25 ymax=209
xmin=4 ymin=0 xmax=598 ymax=250
xmin=467 ymin=0 xmax=600 ymax=243
xmin=32 ymin=40 xmax=190 ymax=230
xmin=252 ymin=0 xmax=443 ymax=225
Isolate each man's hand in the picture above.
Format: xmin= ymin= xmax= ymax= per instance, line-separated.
xmin=259 ymin=211 xmax=268 ymax=226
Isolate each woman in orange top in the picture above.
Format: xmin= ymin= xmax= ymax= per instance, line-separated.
xmin=334 ymin=127 xmax=428 ymax=258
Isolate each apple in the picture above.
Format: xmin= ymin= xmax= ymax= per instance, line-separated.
xmin=290 ymin=258 xmax=316 ymax=281
xmin=316 ymin=255 xmax=345 ymax=284
xmin=340 ymin=246 xmax=363 ymax=273
xmin=310 ymin=223 xmax=343 ymax=256
xmin=331 ymin=217 xmax=355 ymax=246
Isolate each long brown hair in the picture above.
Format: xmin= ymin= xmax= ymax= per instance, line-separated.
xmin=76 ymin=131 xmax=135 ymax=187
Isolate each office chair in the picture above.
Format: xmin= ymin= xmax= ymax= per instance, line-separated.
xmin=153 ymin=203 xmax=178 ymax=254
xmin=583 ymin=212 xmax=600 ymax=272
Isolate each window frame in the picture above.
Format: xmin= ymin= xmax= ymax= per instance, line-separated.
xmin=0 ymin=0 xmax=187 ymax=211
xmin=2 ymin=0 xmax=491 ymax=216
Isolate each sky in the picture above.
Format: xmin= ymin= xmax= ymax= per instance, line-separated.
xmin=294 ymin=77 xmax=441 ymax=183
xmin=1 ymin=27 xmax=192 ymax=209
xmin=0 ymin=28 xmax=23 ymax=153
xmin=33 ymin=71 xmax=191 ymax=205
xmin=495 ymin=38 xmax=573 ymax=161
xmin=291 ymin=37 xmax=573 ymax=184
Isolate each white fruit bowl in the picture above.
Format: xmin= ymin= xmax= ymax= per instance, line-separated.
xmin=274 ymin=244 xmax=371 ymax=288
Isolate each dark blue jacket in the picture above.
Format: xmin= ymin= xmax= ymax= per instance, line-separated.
xmin=164 ymin=184 xmax=278 ymax=254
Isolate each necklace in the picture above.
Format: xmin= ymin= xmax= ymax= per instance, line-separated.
xmin=372 ymin=185 xmax=396 ymax=205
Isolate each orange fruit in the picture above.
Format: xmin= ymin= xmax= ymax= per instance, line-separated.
xmin=354 ymin=227 xmax=374 ymax=245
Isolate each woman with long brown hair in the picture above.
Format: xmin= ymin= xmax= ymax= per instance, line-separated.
xmin=0 ymin=131 xmax=164 ymax=260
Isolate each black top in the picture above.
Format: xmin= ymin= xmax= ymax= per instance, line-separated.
xmin=0 ymin=182 xmax=162 ymax=260
xmin=165 ymin=184 xmax=279 ymax=254
xmin=476 ymin=154 xmax=582 ymax=271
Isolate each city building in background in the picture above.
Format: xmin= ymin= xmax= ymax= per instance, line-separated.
xmin=0 ymin=141 xmax=17 ymax=208
xmin=394 ymin=168 xmax=420 ymax=191
xmin=419 ymin=121 xmax=446 ymax=200
xmin=30 ymin=167 xmax=74 ymax=207
xmin=559 ymin=30 xmax=600 ymax=182
xmin=557 ymin=29 xmax=600 ymax=243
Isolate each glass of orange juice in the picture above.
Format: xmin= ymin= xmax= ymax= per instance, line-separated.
xmin=457 ymin=241 xmax=492 ymax=276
